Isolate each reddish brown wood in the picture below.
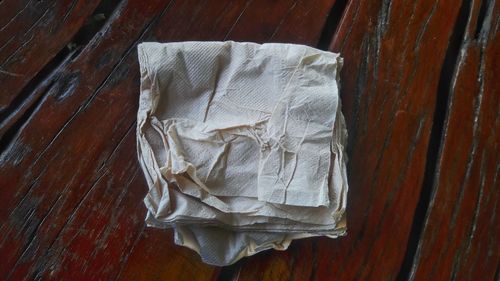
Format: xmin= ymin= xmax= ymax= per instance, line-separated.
xmin=0 ymin=0 xmax=498 ymax=280
xmin=0 ymin=0 xmax=337 ymax=280
xmin=318 ymin=0 xmax=469 ymax=278
xmin=117 ymin=228 xmax=219 ymax=281
xmin=227 ymin=0 xmax=469 ymax=280
xmin=315 ymin=0 xmax=464 ymax=279
xmin=0 ymin=0 xmax=101 ymax=112
xmin=223 ymin=0 xmax=335 ymax=44
xmin=0 ymin=1 xmax=170 ymax=277
xmin=409 ymin=1 xmax=500 ymax=280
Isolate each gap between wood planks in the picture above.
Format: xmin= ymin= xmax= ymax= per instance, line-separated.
xmin=1 ymin=0 xmax=177 ymax=275
xmin=0 ymin=0 xmax=124 ymax=153
xmin=0 ymin=0 xmax=480 ymax=280
xmin=214 ymin=0 xmax=475 ymax=279
xmin=396 ymin=0 xmax=472 ymax=279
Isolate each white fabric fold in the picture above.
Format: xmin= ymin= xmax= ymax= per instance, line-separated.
xmin=137 ymin=41 xmax=348 ymax=266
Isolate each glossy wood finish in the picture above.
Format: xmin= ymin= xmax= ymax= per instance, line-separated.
xmin=0 ymin=0 xmax=498 ymax=280
xmin=409 ymin=1 xmax=499 ymax=280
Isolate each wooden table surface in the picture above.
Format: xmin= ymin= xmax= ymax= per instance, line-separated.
xmin=0 ymin=0 xmax=498 ymax=280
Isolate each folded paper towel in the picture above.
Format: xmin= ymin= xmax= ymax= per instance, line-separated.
xmin=137 ymin=41 xmax=348 ymax=266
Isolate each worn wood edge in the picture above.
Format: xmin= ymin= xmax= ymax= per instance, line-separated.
xmin=0 ymin=0 xmax=125 ymax=144
xmin=315 ymin=0 xmax=463 ymax=279
xmin=407 ymin=0 xmax=500 ymax=280
xmin=0 ymin=0 xmax=103 ymax=111
xmin=0 ymin=0 xmax=173 ymax=277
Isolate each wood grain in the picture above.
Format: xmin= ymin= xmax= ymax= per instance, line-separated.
xmin=317 ymin=0 xmax=461 ymax=279
xmin=0 ymin=0 xmax=101 ymax=113
xmin=0 ymin=0 xmax=337 ymax=280
xmin=0 ymin=0 xmax=498 ymax=280
xmin=222 ymin=0 xmax=469 ymax=280
xmin=0 ymin=0 xmax=170 ymax=277
xmin=409 ymin=0 xmax=500 ymax=280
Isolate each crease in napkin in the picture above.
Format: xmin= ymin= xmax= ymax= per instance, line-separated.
xmin=137 ymin=41 xmax=348 ymax=266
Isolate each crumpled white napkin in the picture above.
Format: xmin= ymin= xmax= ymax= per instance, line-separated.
xmin=137 ymin=41 xmax=348 ymax=266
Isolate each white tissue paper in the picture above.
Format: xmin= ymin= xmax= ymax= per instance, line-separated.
xmin=137 ymin=41 xmax=348 ymax=266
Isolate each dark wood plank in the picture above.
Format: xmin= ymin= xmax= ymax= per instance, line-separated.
xmin=9 ymin=126 xmax=141 ymax=280
xmin=228 ymin=0 xmax=468 ymax=280
xmin=0 ymin=0 xmax=170 ymax=278
xmin=409 ymin=1 xmax=500 ymax=280
xmin=315 ymin=0 xmax=464 ymax=279
xmin=0 ymin=0 xmax=101 ymax=112
xmin=117 ymin=228 xmax=219 ymax=281
xmin=0 ymin=0 xmax=337 ymax=280
xmin=3 ymin=0 xmax=496 ymax=280
xmin=224 ymin=0 xmax=335 ymax=44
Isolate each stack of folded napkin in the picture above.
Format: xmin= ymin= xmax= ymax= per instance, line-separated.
xmin=136 ymin=41 xmax=348 ymax=266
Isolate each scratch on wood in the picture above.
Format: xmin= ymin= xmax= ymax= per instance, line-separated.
xmin=223 ymin=0 xmax=253 ymax=40
xmin=268 ymin=0 xmax=299 ymax=41
xmin=0 ymin=0 xmax=35 ymax=32
xmin=0 ymin=69 xmax=24 ymax=77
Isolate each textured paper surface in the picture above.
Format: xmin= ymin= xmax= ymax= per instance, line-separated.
xmin=137 ymin=41 xmax=348 ymax=266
